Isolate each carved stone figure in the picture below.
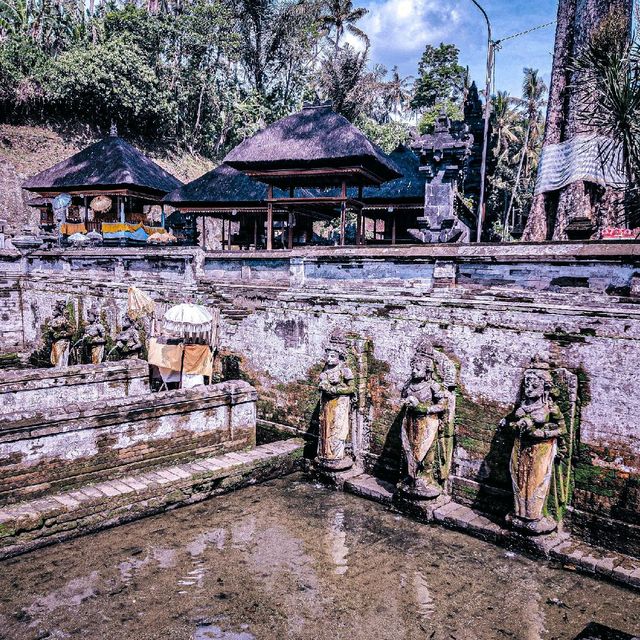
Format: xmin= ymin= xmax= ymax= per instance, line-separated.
xmin=316 ymin=333 xmax=356 ymax=471
xmin=49 ymin=301 xmax=73 ymax=368
xmin=85 ymin=310 xmax=106 ymax=364
xmin=503 ymin=357 xmax=576 ymax=535
xmin=115 ymin=317 xmax=143 ymax=360
xmin=398 ymin=340 xmax=455 ymax=499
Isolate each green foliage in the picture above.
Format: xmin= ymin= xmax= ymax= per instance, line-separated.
xmin=356 ymin=116 xmax=410 ymax=153
xmin=417 ymin=99 xmax=462 ymax=134
xmin=411 ymin=43 xmax=465 ymax=111
xmin=46 ymin=36 xmax=172 ymax=134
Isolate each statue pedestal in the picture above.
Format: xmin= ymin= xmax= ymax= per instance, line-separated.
xmin=396 ymin=479 xmax=442 ymax=501
xmin=506 ymin=513 xmax=557 ymax=536
xmin=314 ymin=456 xmax=353 ymax=472
xmin=394 ymin=491 xmax=451 ymax=524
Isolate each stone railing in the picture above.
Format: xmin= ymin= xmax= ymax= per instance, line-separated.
xmin=0 ymin=380 xmax=257 ymax=504
xmin=0 ymin=359 xmax=149 ymax=415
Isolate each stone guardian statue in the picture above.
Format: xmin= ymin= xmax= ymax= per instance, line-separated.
xmin=316 ymin=333 xmax=356 ymax=471
xmin=85 ymin=309 xmax=106 ymax=364
xmin=503 ymin=357 xmax=577 ymax=535
xmin=398 ymin=340 xmax=455 ymax=499
xmin=49 ymin=301 xmax=73 ymax=368
xmin=115 ymin=317 xmax=143 ymax=360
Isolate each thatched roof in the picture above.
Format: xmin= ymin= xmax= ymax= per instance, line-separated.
xmin=361 ymin=146 xmax=424 ymax=204
xmin=224 ymin=102 xmax=401 ymax=186
xmin=163 ymin=163 xmax=269 ymax=208
xmin=23 ymin=136 xmax=183 ymax=197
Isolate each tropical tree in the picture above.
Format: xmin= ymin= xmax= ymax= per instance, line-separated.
xmin=504 ymin=68 xmax=547 ymax=234
xmin=384 ymin=65 xmax=413 ymax=120
xmin=319 ymin=0 xmax=368 ymax=54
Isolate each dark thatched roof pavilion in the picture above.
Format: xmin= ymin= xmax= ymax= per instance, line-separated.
xmin=163 ymin=163 xmax=334 ymax=250
xmin=223 ymin=102 xmax=401 ymax=188
xmin=23 ymin=136 xmax=183 ymax=200
xmin=223 ymin=102 xmax=402 ymax=249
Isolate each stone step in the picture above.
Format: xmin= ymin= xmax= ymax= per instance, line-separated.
xmin=0 ymin=438 xmax=304 ymax=560
xmin=338 ymin=472 xmax=640 ymax=591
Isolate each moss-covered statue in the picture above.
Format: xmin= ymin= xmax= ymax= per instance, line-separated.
xmin=398 ymin=340 xmax=457 ymax=499
xmin=85 ymin=309 xmax=106 ymax=364
xmin=115 ymin=317 xmax=143 ymax=360
xmin=49 ymin=301 xmax=74 ymax=368
xmin=502 ymin=357 xmax=578 ymax=535
xmin=316 ymin=333 xmax=356 ymax=471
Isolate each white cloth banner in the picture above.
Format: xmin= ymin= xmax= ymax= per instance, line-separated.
xmin=534 ymin=135 xmax=626 ymax=195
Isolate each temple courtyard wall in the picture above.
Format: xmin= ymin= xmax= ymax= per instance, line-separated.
xmin=0 ymin=243 xmax=638 ymax=559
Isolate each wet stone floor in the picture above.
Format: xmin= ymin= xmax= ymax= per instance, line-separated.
xmin=0 ymin=476 xmax=639 ymax=640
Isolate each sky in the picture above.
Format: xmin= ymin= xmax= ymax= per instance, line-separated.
xmin=354 ymin=0 xmax=559 ymax=98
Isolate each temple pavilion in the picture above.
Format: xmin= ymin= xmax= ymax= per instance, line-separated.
xmin=163 ymin=163 xmax=321 ymax=250
xmin=23 ymin=134 xmax=182 ymax=243
xmin=223 ymin=101 xmax=401 ymax=250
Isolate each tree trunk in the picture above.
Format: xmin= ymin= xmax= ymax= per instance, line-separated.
xmin=523 ymin=0 xmax=631 ymax=241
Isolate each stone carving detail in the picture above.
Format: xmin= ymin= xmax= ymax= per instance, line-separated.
xmin=49 ymin=301 xmax=73 ymax=368
xmin=85 ymin=309 xmax=106 ymax=364
xmin=398 ymin=339 xmax=457 ymax=499
xmin=316 ymin=332 xmax=357 ymax=471
xmin=503 ymin=357 xmax=578 ymax=535
xmin=115 ymin=317 xmax=143 ymax=360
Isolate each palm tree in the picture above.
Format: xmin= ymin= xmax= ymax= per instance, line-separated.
xmin=320 ymin=0 xmax=368 ymax=55
xmin=384 ymin=65 xmax=413 ymax=120
xmin=491 ymin=91 xmax=518 ymax=162
xmin=504 ymin=68 xmax=547 ymax=235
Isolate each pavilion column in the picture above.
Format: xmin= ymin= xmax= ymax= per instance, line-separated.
xmin=221 ymin=217 xmax=226 ymax=251
xmin=357 ymin=185 xmax=363 ymax=245
xmin=391 ymin=216 xmax=397 ymax=245
xmin=340 ymin=181 xmax=347 ymax=246
xmin=373 ymin=218 xmax=377 ymax=243
xmin=161 ymin=205 xmax=166 ymax=228
xmin=253 ymin=214 xmax=258 ymax=250
xmin=266 ymin=185 xmax=273 ymax=251
xmin=288 ymin=212 xmax=294 ymax=250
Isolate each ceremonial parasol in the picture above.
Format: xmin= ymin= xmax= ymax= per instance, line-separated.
xmin=128 ymin=286 xmax=155 ymax=320
xmin=163 ymin=303 xmax=214 ymax=340
xmin=90 ymin=195 xmax=112 ymax=213
xmin=67 ymin=232 xmax=89 ymax=247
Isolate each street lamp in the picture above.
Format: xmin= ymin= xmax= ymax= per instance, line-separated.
xmin=469 ymin=0 xmax=493 ymax=243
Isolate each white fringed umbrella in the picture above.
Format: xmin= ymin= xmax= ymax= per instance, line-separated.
xmin=163 ymin=303 xmax=214 ymax=340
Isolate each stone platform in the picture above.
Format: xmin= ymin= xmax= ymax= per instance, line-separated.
xmin=0 ymin=438 xmax=304 ymax=559
xmin=335 ymin=472 xmax=640 ymax=591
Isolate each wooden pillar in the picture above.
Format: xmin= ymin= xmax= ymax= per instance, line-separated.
xmin=340 ymin=181 xmax=347 ymax=246
xmin=287 ymin=185 xmax=294 ymax=249
xmin=202 ymin=216 xmax=206 ymax=249
xmin=83 ymin=195 xmax=89 ymax=227
xmin=373 ymin=218 xmax=377 ymax=242
xmin=391 ymin=215 xmax=397 ymax=245
xmin=161 ymin=205 xmax=166 ymax=228
xmin=221 ymin=216 xmax=226 ymax=251
xmin=357 ymin=185 xmax=363 ymax=246
xmin=266 ymin=185 xmax=273 ymax=251
xmin=253 ymin=214 xmax=258 ymax=250
xmin=287 ymin=212 xmax=294 ymax=250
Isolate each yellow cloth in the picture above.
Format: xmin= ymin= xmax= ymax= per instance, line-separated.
xmin=60 ymin=222 xmax=87 ymax=235
xmin=143 ymin=225 xmax=166 ymax=235
xmin=102 ymin=222 xmax=143 ymax=234
xmin=183 ymin=344 xmax=213 ymax=377
xmin=147 ymin=338 xmax=183 ymax=371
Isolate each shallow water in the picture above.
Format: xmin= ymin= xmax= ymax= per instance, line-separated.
xmin=0 ymin=476 xmax=638 ymax=640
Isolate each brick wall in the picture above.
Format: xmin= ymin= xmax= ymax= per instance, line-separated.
xmin=0 ymin=359 xmax=149 ymax=415
xmin=0 ymin=380 xmax=257 ymax=504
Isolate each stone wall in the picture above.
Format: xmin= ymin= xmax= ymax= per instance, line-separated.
xmin=1 ymin=243 xmax=639 ymax=556
xmin=0 ymin=359 xmax=149 ymax=415
xmin=0 ymin=380 xmax=257 ymax=504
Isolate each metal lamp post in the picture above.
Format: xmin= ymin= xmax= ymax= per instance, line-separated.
xmin=469 ymin=0 xmax=493 ymax=243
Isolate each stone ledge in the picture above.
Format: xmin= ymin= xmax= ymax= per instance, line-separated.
xmin=337 ymin=472 xmax=640 ymax=591
xmin=0 ymin=438 xmax=304 ymax=560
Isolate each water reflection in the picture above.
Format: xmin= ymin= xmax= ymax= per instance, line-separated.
xmin=0 ymin=477 xmax=637 ymax=640
xmin=324 ymin=508 xmax=348 ymax=575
